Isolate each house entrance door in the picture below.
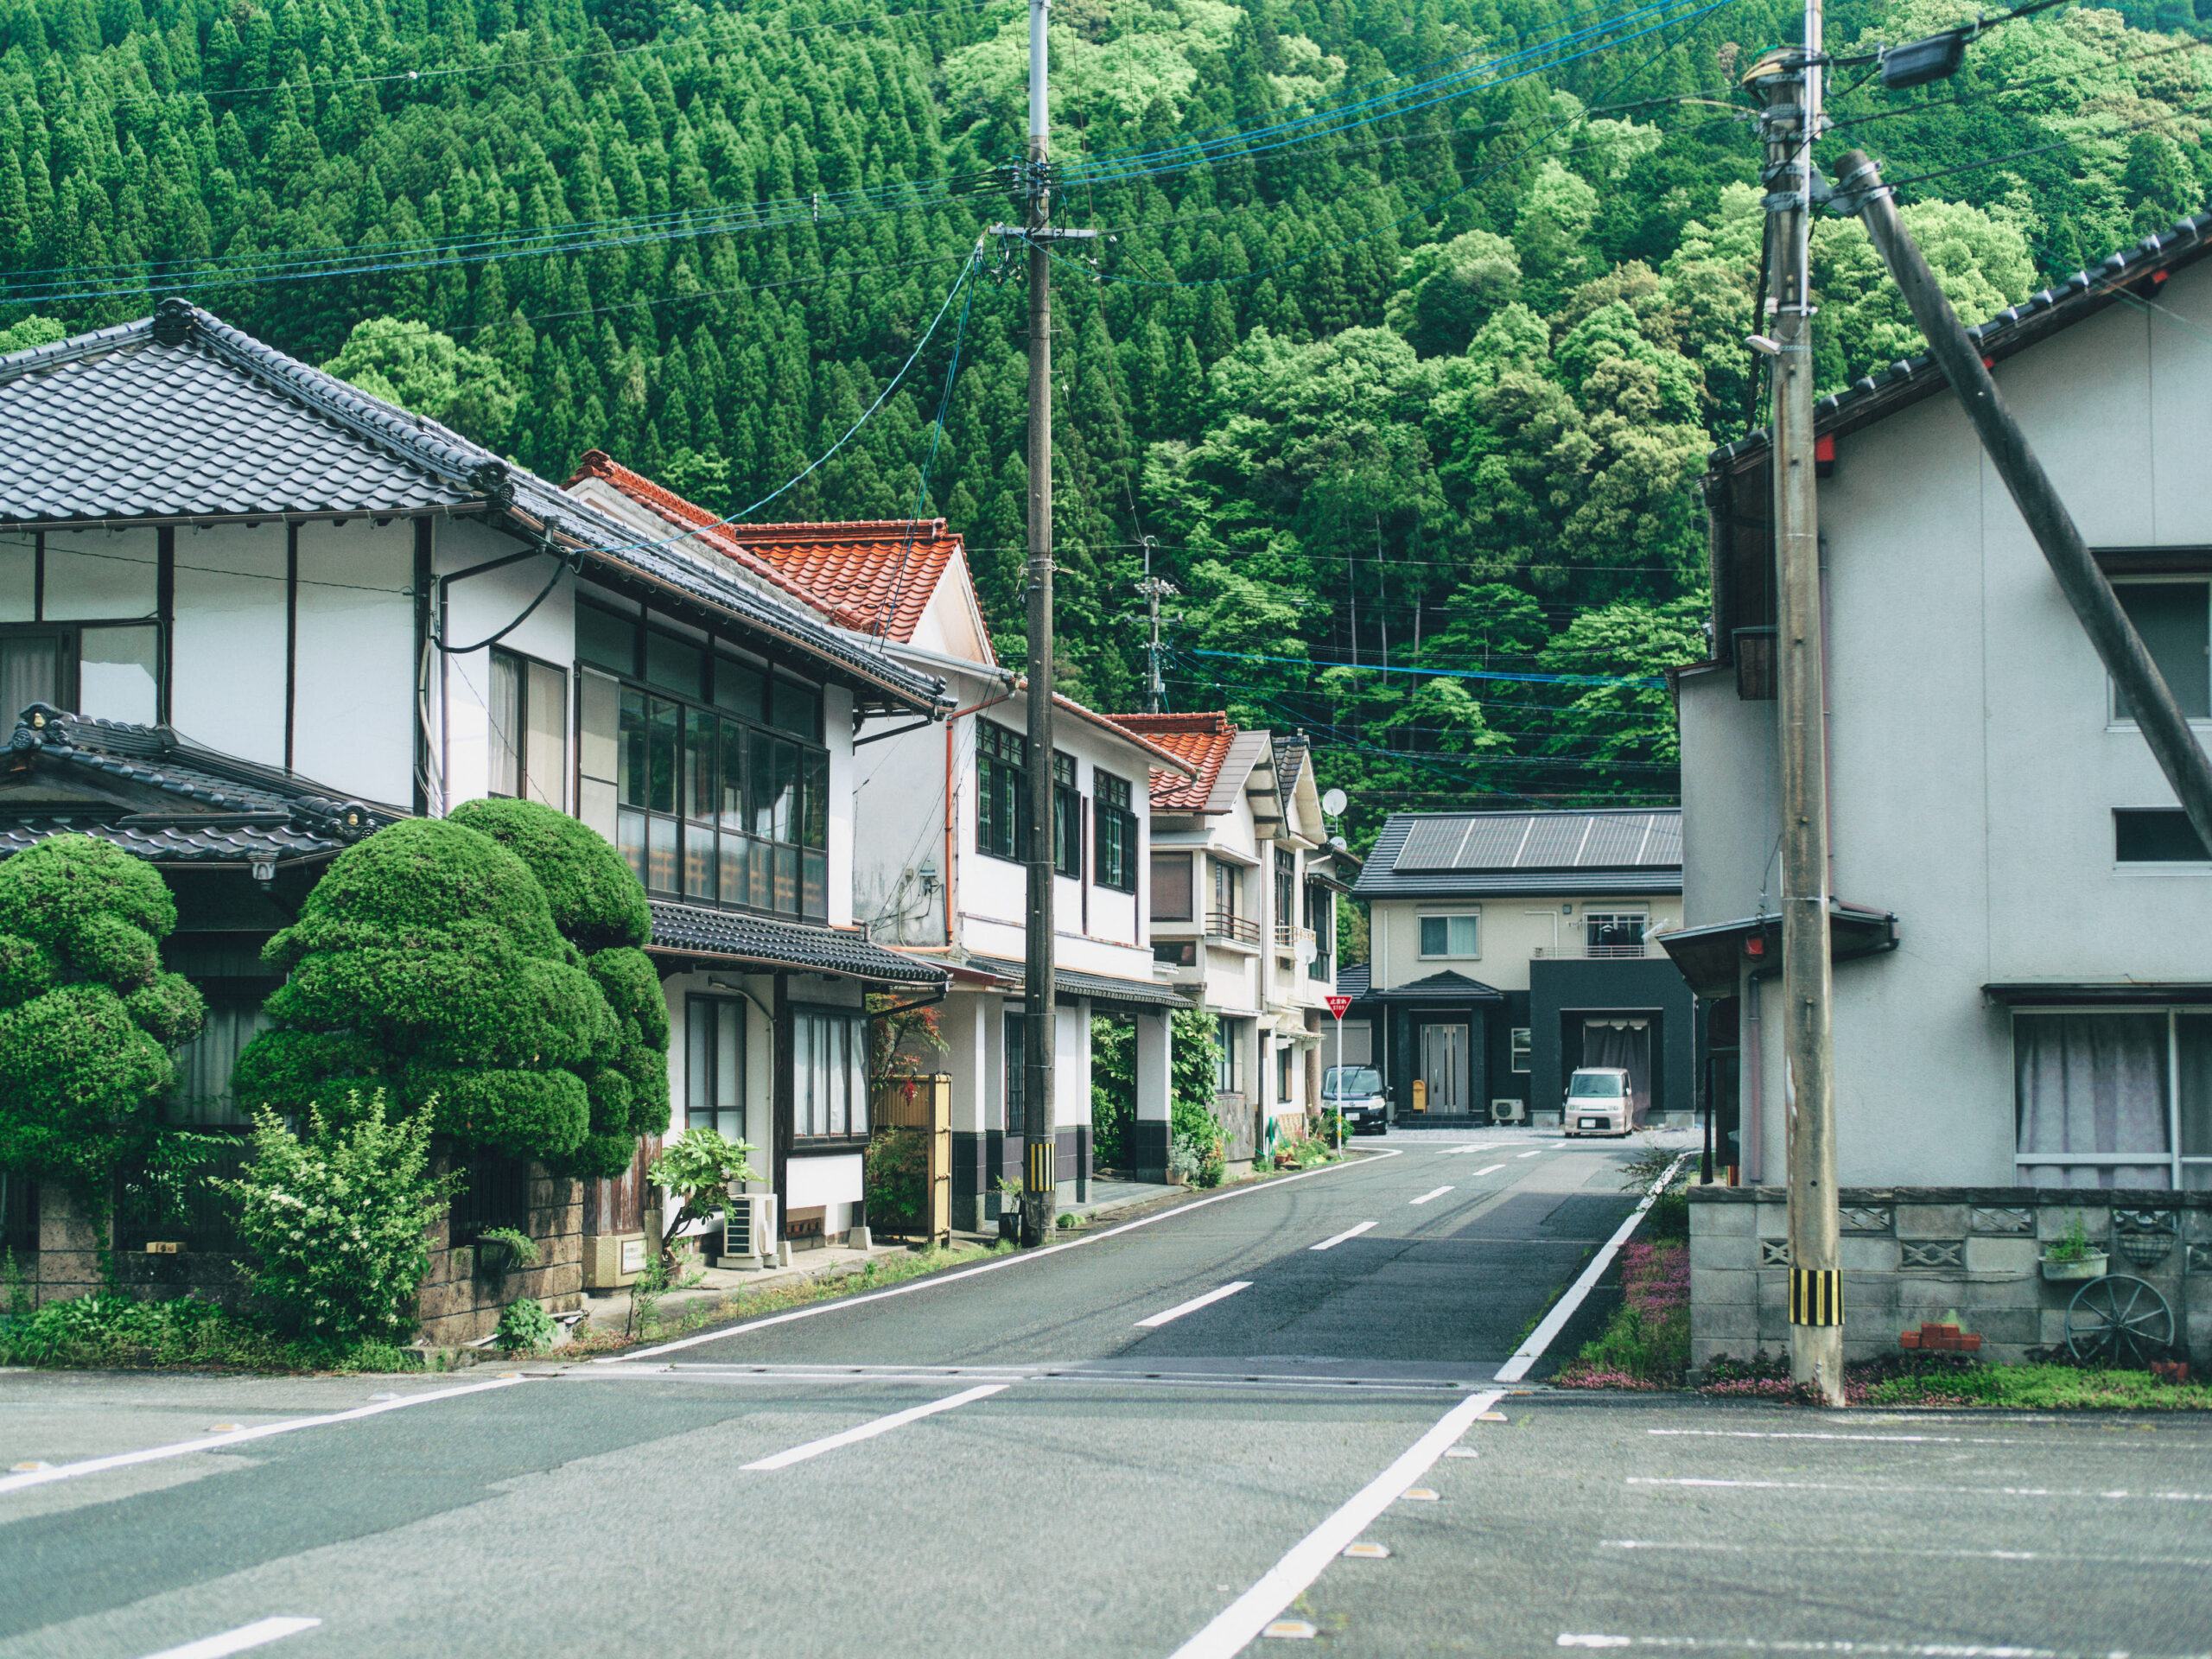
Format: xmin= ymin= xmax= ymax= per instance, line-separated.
xmin=1419 ymin=1022 xmax=1469 ymax=1115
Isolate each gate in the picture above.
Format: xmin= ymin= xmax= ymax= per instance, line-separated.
xmin=872 ymin=1073 xmax=950 ymax=1247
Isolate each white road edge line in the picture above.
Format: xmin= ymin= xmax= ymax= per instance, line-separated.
xmin=1471 ymin=1164 xmax=1506 ymax=1176
xmin=1493 ymin=1151 xmax=1692 ymax=1384
xmin=0 ymin=1377 xmax=529 ymax=1497
xmin=1408 ymin=1186 xmax=1454 ymax=1205
xmin=1311 ymin=1222 xmax=1377 ymax=1251
xmin=137 ymin=1618 xmax=321 ymax=1659
xmin=1136 ymin=1281 xmax=1253 ymax=1329
xmin=612 ymin=1147 xmax=1402 ymax=1362
xmin=740 ymin=1383 xmax=1007 ymax=1471
xmin=1166 ymin=1387 xmax=1507 ymax=1659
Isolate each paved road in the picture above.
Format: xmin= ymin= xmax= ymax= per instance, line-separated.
xmin=3 ymin=1128 xmax=2208 ymax=1659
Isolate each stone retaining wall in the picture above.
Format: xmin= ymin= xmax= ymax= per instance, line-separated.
xmin=1688 ymin=1185 xmax=2212 ymax=1373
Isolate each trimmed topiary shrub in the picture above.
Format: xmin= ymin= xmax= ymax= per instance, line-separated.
xmin=448 ymin=799 xmax=670 ymax=1178
xmin=232 ymin=817 xmax=617 ymax=1161
xmin=0 ymin=834 xmax=206 ymax=1205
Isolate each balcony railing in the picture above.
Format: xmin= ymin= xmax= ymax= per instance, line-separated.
xmin=1205 ymin=910 xmax=1261 ymax=947
xmin=1532 ymin=940 xmax=1647 ymax=960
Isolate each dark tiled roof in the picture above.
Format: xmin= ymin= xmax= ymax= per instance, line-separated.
xmin=1368 ymin=969 xmax=1506 ymax=1001
xmin=1336 ymin=962 xmax=1371 ymax=1000
xmin=0 ymin=303 xmax=948 ymax=715
xmin=0 ymin=703 xmax=397 ymax=864
xmin=1354 ymin=810 xmax=1681 ymax=899
xmin=647 ymin=899 xmax=948 ymax=984
xmin=1711 ymin=209 xmax=2212 ymax=475
xmin=965 ymin=954 xmax=1192 ymax=1010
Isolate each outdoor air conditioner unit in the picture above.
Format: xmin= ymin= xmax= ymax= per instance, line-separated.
xmin=719 ymin=1192 xmax=781 ymax=1269
xmin=1491 ymin=1099 xmax=1528 ymax=1124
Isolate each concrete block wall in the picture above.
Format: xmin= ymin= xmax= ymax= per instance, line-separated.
xmin=1688 ymin=1185 xmax=2212 ymax=1375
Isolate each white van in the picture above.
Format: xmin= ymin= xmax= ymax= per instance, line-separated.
xmin=1563 ymin=1067 xmax=1632 ymax=1137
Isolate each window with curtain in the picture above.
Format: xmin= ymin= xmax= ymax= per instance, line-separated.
xmin=2012 ymin=1010 xmax=2212 ymax=1189
xmin=1216 ymin=1015 xmax=1243 ymax=1094
xmin=488 ymin=648 xmax=567 ymax=810
xmin=1420 ymin=913 xmax=1480 ymax=957
xmin=794 ymin=1007 xmax=868 ymax=1141
xmin=684 ymin=996 xmax=745 ymax=1141
xmin=1150 ymin=852 xmax=1192 ymax=920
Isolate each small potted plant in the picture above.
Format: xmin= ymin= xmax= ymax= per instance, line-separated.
xmin=474 ymin=1226 xmax=541 ymax=1281
xmin=993 ymin=1177 xmax=1024 ymax=1242
xmin=2040 ymin=1214 xmax=2107 ymax=1281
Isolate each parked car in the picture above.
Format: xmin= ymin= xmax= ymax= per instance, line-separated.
xmin=1323 ymin=1065 xmax=1389 ymax=1135
xmin=1563 ymin=1067 xmax=1633 ymax=1137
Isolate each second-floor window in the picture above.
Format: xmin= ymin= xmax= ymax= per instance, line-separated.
xmin=1053 ymin=751 xmax=1081 ymax=879
xmin=1420 ymin=913 xmax=1480 ymax=958
xmin=1095 ymin=771 xmax=1137 ymax=892
xmin=576 ymin=598 xmax=827 ymax=921
xmin=1274 ymin=849 xmax=1295 ymax=942
xmin=1151 ymin=852 xmax=1193 ymax=920
xmin=2113 ymin=581 xmax=2209 ymax=721
xmin=488 ymin=648 xmax=568 ymax=809
xmin=977 ymin=721 xmax=1028 ymax=861
xmin=1216 ymin=1015 xmax=1244 ymax=1094
xmin=1585 ymin=912 xmax=1648 ymax=957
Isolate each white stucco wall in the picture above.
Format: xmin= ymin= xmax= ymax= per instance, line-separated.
xmin=1370 ymin=895 xmax=1681 ymax=993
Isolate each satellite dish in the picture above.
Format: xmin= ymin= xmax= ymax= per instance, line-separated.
xmin=1330 ymin=835 xmax=1348 ymax=851
xmin=1321 ymin=787 xmax=1348 ymax=817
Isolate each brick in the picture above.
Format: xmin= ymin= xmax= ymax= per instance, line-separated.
xmin=1840 ymin=1236 xmax=1902 ymax=1274
xmin=1896 ymin=1204 xmax=1968 ymax=1240
xmin=1691 ymin=1233 xmax=1758 ymax=1272
xmin=1757 ymin=1205 xmax=1789 ymax=1241
xmin=1693 ymin=1301 xmax=1760 ymax=1341
xmin=1755 ymin=1269 xmax=1790 ymax=1309
xmin=1692 ymin=1203 xmax=1756 ymax=1237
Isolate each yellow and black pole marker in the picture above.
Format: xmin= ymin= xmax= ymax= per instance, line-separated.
xmin=1789 ymin=1267 xmax=1843 ymax=1327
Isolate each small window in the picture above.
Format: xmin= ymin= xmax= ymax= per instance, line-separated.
xmin=1584 ymin=911 xmax=1647 ymax=958
xmin=1094 ymin=771 xmax=1136 ymax=892
xmin=1419 ymin=913 xmax=1480 ymax=957
xmin=644 ymin=628 xmax=706 ymax=700
xmin=1003 ymin=1008 xmax=1026 ymax=1135
xmin=1216 ymin=1015 xmax=1243 ymax=1094
xmin=793 ymin=1007 xmax=868 ymax=1141
xmin=2115 ymin=808 xmax=2211 ymax=862
xmin=1276 ymin=1042 xmax=1294 ymax=1103
xmin=684 ymin=996 xmax=745 ymax=1141
xmin=575 ymin=599 xmax=638 ymax=675
xmin=976 ymin=721 xmax=1028 ymax=862
xmin=488 ymin=648 xmax=568 ymax=810
xmin=2114 ymin=582 xmax=2210 ymax=720
xmin=1510 ymin=1027 xmax=1532 ymax=1074
xmin=1052 ymin=752 xmax=1081 ymax=879
xmin=771 ymin=678 xmax=819 ymax=737
xmin=1150 ymin=852 xmax=1192 ymax=920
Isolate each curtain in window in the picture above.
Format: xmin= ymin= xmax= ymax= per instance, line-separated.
xmin=1581 ymin=1019 xmax=1652 ymax=1125
xmin=2015 ymin=1013 xmax=2171 ymax=1188
xmin=487 ymin=650 xmax=521 ymax=798
xmin=2179 ymin=1014 xmax=2212 ymax=1190
xmin=0 ymin=634 xmax=58 ymax=720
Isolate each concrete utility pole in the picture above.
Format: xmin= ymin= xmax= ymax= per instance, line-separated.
xmin=1747 ymin=11 xmax=1844 ymax=1405
xmin=1138 ymin=537 xmax=1175 ymax=715
xmin=1020 ymin=0 xmax=1058 ymax=1249
xmin=1840 ymin=149 xmax=2212 ymax=858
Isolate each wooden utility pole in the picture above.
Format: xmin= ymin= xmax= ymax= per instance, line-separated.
xmin=1020 ymin=0 xmax=1058 ymax=1249
xmin=1840 ymin=148 xmax=2212 ymax=857
xmin=1747 ymin=10 xmax=1844 ymax=1404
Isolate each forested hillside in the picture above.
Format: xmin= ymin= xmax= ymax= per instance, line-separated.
xmin=2 ymin=0 xmax=2208 ymax=836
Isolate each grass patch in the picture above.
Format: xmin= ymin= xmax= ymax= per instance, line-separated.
xmin=0 ymin=1293 xmax=424 ymax=1374
xmin=1699 ymin=1349 xmax=2212 ymax=1409
xmin=566 ymin=1240 xmax=1014 ymax=1356
xmin=1551 ymin=1241 xmax=1689 ymax=1389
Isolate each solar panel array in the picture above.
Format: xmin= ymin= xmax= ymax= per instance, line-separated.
xmin=1390 ymin=811 xmax=1681 ymax=873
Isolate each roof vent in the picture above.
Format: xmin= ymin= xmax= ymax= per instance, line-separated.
xmin=150 ymin=298 xmax=194 ymax=346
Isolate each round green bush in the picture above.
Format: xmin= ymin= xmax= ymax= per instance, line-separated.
xmin=233 ymin=817 xmax=620 ymax=1161
xmin=448 ymin=798 xmax=651 ymax=951
xmin=0 ymin=835 xmax=203 ymax=1201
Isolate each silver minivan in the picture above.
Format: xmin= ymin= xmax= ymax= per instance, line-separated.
xmin=1563 ymin=1067 xmax=1632 ymax=1137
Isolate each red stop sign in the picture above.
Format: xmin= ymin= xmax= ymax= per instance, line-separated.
xmin=1325 ymin=995 xmax=1352 ymax=1019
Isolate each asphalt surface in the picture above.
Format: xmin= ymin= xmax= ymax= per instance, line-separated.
xmin=3 ymin=1128 xmax=2208 ymax=1659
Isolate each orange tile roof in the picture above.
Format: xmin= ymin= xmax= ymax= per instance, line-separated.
xmin=566 ymin=450 xmax=963 ymax=645
xmin=1107 ymin=711 xmax=1239 ymax=810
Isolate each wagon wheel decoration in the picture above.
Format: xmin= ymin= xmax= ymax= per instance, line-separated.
xmin=2064 ymin=1274 xmax=2175 ymax=1368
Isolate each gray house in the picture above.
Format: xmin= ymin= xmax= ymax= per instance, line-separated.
xmin=1671 ymin=212 xmax=2212 ymax=1370
xmin=1344 ymin=809 xmax=1693 ymax=1127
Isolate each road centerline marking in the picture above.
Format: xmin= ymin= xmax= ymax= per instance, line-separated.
xmin=1311 ymin=1222 xmax=1377 ymax=1251
xmin=138 ymin=1618 xmax=321 ymax=1659
xmin=0 ymin=1376 xmax=528 ymax=1498
xmin=1471 ymin=1164 xmax=1506 ymax=1176
xmin=1136 ymin=1281 xmax=1253 ymax=1328
xmin=741 ymin=1384 xmax=1007 ymax=1471
xmin=1167 ymin=1387 xmax=1507 ymax=1659
xmin=1516 ymin=1148 xmax=1548 ymax=1158
xmin=1408 ymin=1186 xmax=1453 ymax=1205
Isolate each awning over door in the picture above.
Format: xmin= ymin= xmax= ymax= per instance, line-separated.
xmin=1657 ymin=900 xmax=1898 ymax=1000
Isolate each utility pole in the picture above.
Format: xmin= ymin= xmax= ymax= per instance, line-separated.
xmin=1019 ymin=0 xmax=1058 ymax=1250
xmin=1746 ymin=10 xmax=1844 ymax=1405
xmin=1138 ymin=535 xmax=1176 ymax=714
